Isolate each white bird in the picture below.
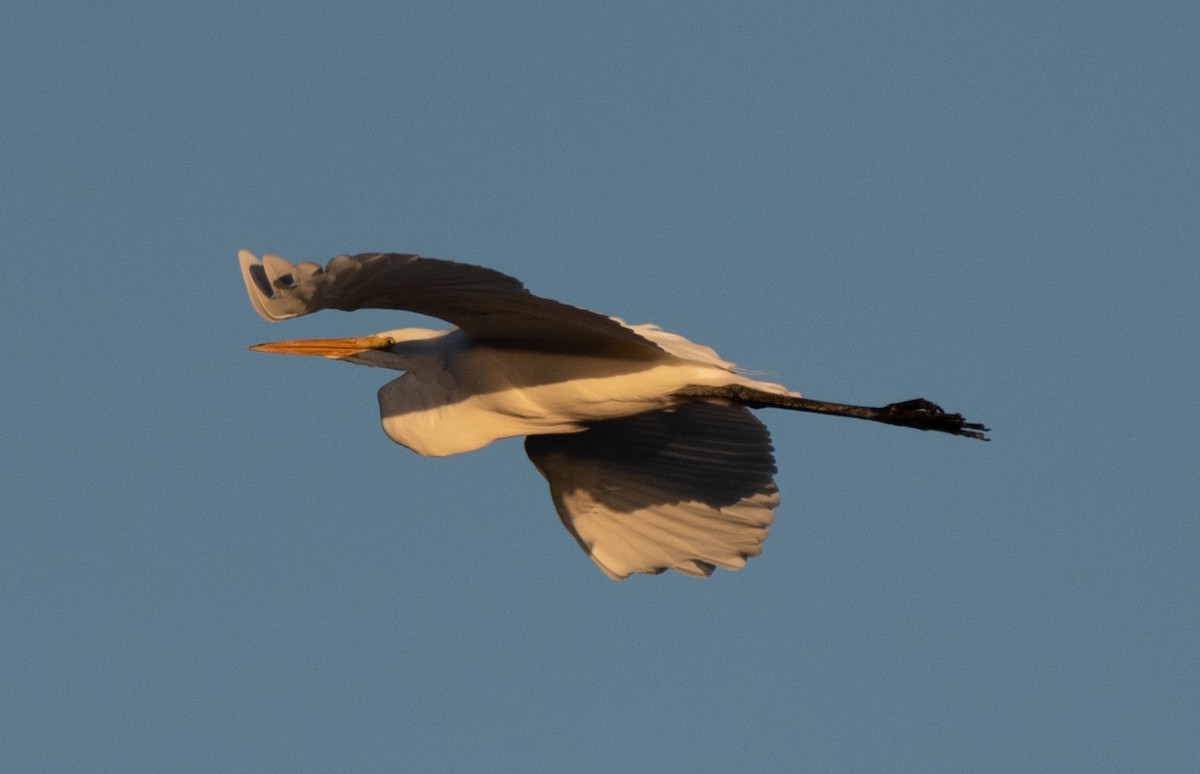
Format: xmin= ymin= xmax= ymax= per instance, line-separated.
xmin=240 ymin=250 xmax=987 ymax=580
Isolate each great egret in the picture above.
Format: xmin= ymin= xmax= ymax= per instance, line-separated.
xmin=240 ymin=250 xmax=987 ymax=580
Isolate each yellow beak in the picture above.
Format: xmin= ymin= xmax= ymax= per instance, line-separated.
xmin=248 ymin=334 xmax=395 ymax=359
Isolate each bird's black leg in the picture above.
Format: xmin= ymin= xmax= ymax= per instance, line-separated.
xmin=675 ymin=385 xmax=990 ymax=441
xmin=873 ymin=398 xmax=990 ymax=440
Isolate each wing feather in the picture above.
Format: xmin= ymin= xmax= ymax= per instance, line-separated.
xmin=525 ymin=403 xmax=780 ymax=580
xmin=238 ymin=250 xmax=663 ymax=358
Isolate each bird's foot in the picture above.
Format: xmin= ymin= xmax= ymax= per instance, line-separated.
xmin=880 ymin=398 xmax=990 ymax=441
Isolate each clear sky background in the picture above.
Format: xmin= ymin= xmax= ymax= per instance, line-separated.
xmin=3 ymin=3 xmax=1197 ymax=772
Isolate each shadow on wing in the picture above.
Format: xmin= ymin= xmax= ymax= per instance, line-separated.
xmin=525 ymin=403 xmax=780 ymax=579
xmin=240 ymin=251 xmax=664 ymax=359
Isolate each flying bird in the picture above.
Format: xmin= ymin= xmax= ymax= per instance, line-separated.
xmin=240 ymin=250 xmax=988 ymax=580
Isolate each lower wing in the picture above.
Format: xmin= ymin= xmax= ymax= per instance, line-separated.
xmin=525 ymin=403 xmax=780 ymax=579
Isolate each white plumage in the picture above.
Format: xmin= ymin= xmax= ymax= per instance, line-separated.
xmin=240 ymin=250 xmax=987 ymax=579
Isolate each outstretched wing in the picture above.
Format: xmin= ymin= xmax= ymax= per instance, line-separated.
xmin=239 ymin=251 xmax=664 ymax=358
xmin=525 ymin=403 xmax=780 ymax=580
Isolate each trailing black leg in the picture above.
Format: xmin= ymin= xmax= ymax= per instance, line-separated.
xmin=675 ymin=385 xmax=990 ymax=441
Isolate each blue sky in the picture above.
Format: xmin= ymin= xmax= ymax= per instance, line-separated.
xmin=2 ymin=3 xmax=1197 ymax=771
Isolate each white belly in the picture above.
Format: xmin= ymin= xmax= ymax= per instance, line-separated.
xmin=376 ymin=344 xmax=793 ymax=458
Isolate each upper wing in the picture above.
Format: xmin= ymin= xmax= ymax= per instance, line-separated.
xmin=238 ymin=251 xmax=664 ymax=358
xmin=525 ymin=403 xmax=780 ymax=580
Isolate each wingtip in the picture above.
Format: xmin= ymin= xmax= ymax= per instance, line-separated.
xmin=236 ymin=249 xmax=278 ymax=321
